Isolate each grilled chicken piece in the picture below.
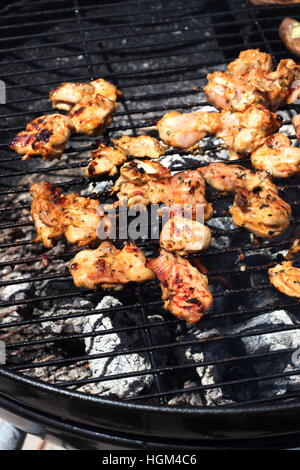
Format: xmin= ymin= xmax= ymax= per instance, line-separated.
xmin=157 ymin=105 xmax=281 ymax=157
xmin=218 ymin=104 xmax=282 ymax=158
xmin=85 ymin=144 xmax=128 ymax=177
xmin=230 ymin=188 xmax=291 ymax=238
xmin=30 ymin=182 xmax=102 ymax=248
xmin=69 ymin=94 xmax=117 ymax=137
xmin=227 ymin=49 xmax=273 ymax=77
xmin=113 ymin=163 xmax=213 ymax=220
xmin=147 ymin=250 xmax=213 ymax=323
xmin=49 ymin=82 xmax=95 ymax=112
xmin=160 ymin=216 xmax=212 ymax=255
xmin=205 ymin=49 xmax=300 ymax=111
xmin=90 ymin=78 xmax=121 ymax=102
xmin=269 ymin=261 xmax=300 ymax=298
xmin=11 ymin=114 xmax=73 ymax=160
xmin=50 ymin=78 xmax=120 ymax=111
xmin=204 ymin=71 xmax=268 ymax=113
xmin=251 ymin=133 xmax=300 ymax=178
xmin=70 ymin=241 xmax=155 ymax=290
xmin=112 ymin=135 xmax=165 ymax=159
xmin=199 ymin=162 xmax=277 ymax=194
xmin=157 ymin=111 xmax=221 ymax=149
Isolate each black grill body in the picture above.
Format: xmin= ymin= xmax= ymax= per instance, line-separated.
xmin=1 ymin=0 xmax=300 ymax=449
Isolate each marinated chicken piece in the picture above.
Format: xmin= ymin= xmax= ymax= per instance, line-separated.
xmin=147 ymin=250 xmax=213 ymax=323
xmin=30 ymin=182 xmax=103 ymax=248
xmin=204 ymin=71 xmax=268 ymax=112
xmin=90 ymin=78 xmax=121 ymax=102
xmin=251 ymin=133 xmax=300 ymax=178
xmin=227 ymin=49 xmax=273 ymax=77
xmin=61 ymin=196 xmax=103 ymax=247
xmin=206 ymin=49 xmax=300 ymax=111
xmin=292 ymin=114 xmax=300 ymax=139
xmin=50 ymin=78 xmax=120 ymax=111
xmin=112 ymin=135 xmax=165 ymax=159
xmin=218 ymin=104 xmax=282 ymax=158
xmin=269 ymin=261 xmax=300 ymax=298
xmin=70 ymin=241 xmax=155 ymax=290
xmin=11 ymin=114 xmax=73 ymax=160
xmin=249 ymin=58 xmax=300 ymax=110
xmin=157 ymin=111 xmax=221 ymax=149
xmin=157 ymin=105 xmax=281 ymax=157
xmin=69 ymin=94 xmax=117 ymax=137
xmin=85 ymin=144 xmax=128 ymax=177
xmin=113 ymin=164 xmax=213 ymax=220
xmin=200 ymin=162 xmax=277 ymax=194
xmin=49 ymin=82 xmax=95 ymax=111
xmin=30 ymin=182 xmax=68 ymax=248
xmin=160 ymin=216 xmax=212 ymax=255
xmin=230 ymin=188 xmax=291 ymax=238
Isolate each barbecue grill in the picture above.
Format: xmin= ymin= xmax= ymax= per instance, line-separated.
xmin=2 ymin=0 xmax=300 ymax=450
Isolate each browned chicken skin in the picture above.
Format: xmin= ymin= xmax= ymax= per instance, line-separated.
xmin=30 ymin=182 xmax=102 ymax=248
xmin=199 ymin=162 xmax=290 ymax=237
xmin=147 ymin=250 xmax=213 ymax=323
xmin=113 ymin=162 xmax=213 ymax=220
xmin=269 ymin=261 xmax=300 ymax=298
xmin=69 ymin=94 xmax=117 ymax=137
xmin=11 ymin=114 xmax=73 ymax=160
xmin=85 ymin=144 xmax=128 ymax=178
xmin=230 ymin=187 xmax=291 ymax=238
xmin=70 ymin=241 xmax=155 ymax=290
xmin=251 ymin=133 xmax=300 ymax=178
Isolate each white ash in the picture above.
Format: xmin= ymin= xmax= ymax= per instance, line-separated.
xmin=232 ymin=310 xmax=300 ymax=399
xmin=81 ymin=295 xmax=153 ymax=398
xmin=0 ymin=272 xmax=32 ymax=302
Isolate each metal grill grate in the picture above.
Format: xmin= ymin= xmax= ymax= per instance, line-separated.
xmin=1 ymin=0 xmax=300 ymax=410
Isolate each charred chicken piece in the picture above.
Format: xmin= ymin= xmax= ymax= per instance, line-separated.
xmin=11 ymin=114 xmax=73 ymax=160
xmin=112 ymin=135 xmax=166 ymax=159
xmin=230 ymin=188 xmax=291 ymax=238
xmin=199 ymin=162 xmax=277 ymax=194
xmin=160 ymin=216 xmax=212 ymax=255
xmin=113 ymin=163 xmax=213 ymax=221
xmin=49 ymin=82 xmax=95 ymax=112
xmin=269 ymin=261 xmax=300 ymax=298
xmin=85 ymin=144 xmax=128 ymax=178
xmin=30 ymin=182 xmax=103 ymax=248
xmin=251 ymin=133 xmax=300 ymax=178
xmin=70 ymin=241 xmax=155 ymax=290
xmin=147 ymin=250 xmax=213 ymax=323
xmin=69 ymin=94 xmax=117 ymax=137
xmin=157 ymin=111 xmax=221 ymax=149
